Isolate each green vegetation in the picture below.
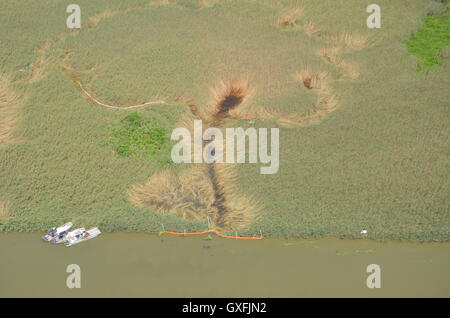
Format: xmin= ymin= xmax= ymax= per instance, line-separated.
xmin=406 ymin=6 xmax=450 ymax=69
xmin=109 ymin=113 xmax=168 ymax=157
xmin=0 ymin=0 xmax=448 ymax=241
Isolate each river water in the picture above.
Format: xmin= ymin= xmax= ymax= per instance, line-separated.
xmin=0 ymin=233 xmax=448 ymax=297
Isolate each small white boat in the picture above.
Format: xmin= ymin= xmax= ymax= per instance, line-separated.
xmin=64 ymin=227 xmax=101 ymax=247
xmin=42 ymin=222 xmax=73 ymax=243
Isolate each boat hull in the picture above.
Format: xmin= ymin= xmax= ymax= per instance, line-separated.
xmin=65 ymin=228 xmax=101 ymax=247
xmin=42 ymin=222 xmax=73 ymax=243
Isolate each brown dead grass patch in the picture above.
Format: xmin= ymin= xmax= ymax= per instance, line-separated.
xmin=243 ymin=73 xmax=338 ymax=127
xmin=325 ymin=32 xmax=368 ymax=50
xmin=242 ymin=106 xmax=305 ymax=127
xmin=316 ymin=46 xmax=342 ymax=65
xmin=337 ymin=61 xmax=359 ymax=80
xmin=213 ymin=163 xmax=262 ymax=229
xmin=0 ymin=201 xmax=11 ymax=220
xmin=173 ymin=112 xmax=209 ymax=164
xmin=250 ymin=97 xmax=337 ymax=127
xmin=129 ymin=165 xmax=218 ymax=222
xmin=302 ymin=20 xmax=321 ymax=36
xmin=295 ymin=67 xmax=329 ymax=90
xmin=247 ymin=107 xmax=311 ymax=127
xmin=196 ymin=0 xmax=216 ymax=9
xmin=149 ymin=0 xmax=214 ymax=9
xmin=175 ymin=96 xmax=198 ymax=117
xmin=87 ymin=9 xmax=117 ymax=28
xmin=0 ymin=75 xmax=21 ymax=146
xmin=28 ymin=41 xmax=56 ymax=82
xmin=314 ymin=86 xmax=339 ymax=114
xmin=315 ymin=47 xmax=360 ymax=79
xmin=276 ymin=7 xmax=304 ymax=28
xmin=128 ymin=163 xmax=261 ymax=230
xmin=208 ymin=79 xmax=252 ymax=123
xmin=88 ymin=3 xmax=159 ymax=29
xmin=149 ymin=0 xmax=172 ymax=6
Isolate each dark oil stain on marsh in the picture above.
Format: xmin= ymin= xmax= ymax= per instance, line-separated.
xmin=207 ymin=163 xmax=227 ymax=225
xmin=207 ymin=92 xmax=245 ymax=227
xmin=216 ymin=95 xmax=243 ymax=119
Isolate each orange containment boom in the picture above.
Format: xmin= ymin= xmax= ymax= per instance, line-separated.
xmin=162 ymin=229 xmax=263 ymax=240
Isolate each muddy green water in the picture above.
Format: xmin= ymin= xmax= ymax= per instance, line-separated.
xmin=0 ymin=233 xmax=449 ymax=297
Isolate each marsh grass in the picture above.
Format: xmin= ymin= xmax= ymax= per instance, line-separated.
xmin=0 ymin=75 xmax=21 ymax=146
xmin=0 ymin=0 xmax=448 ymax=240
xmin=406 ymin=6 xmax=450 ymax=69
xmin=108 ymin=112 xmax=169 ymax=157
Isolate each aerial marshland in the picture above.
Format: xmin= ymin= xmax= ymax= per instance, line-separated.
xmin=0 ymin=0 xmax=449 ymax=240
